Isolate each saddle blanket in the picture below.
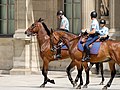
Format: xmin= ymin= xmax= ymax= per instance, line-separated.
xmin=61 ymin=44 xmax=68 ymax=49
xmin=78 ymin=40 xmax=101 ymax=54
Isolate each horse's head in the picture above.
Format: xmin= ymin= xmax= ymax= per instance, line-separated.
xmin=25 ymin=18 xmax=44 ymax=36
xmin=80 ymin=30 xmax=89 ymax=39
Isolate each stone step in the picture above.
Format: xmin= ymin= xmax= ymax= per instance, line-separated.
xmin=10 ymin=69 xmax=31 ymax=75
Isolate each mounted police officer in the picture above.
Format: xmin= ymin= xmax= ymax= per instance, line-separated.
xmin=55 ymin=10 xmax=69 ymax=59
xmin=99 ymin=19 xmax=109 ymax=41
xmin=57 ymin=10 xmax=69 ymax=32
xmin=82 ymin=11 xmax=100 ymax=61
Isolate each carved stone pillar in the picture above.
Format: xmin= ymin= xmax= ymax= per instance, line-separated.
xmin=81 ymin=0 xmax=95 ymax=30
xmin=109 ymin=0 xmax=115 ymax=38
xmin=109 ymin=0 xmax=120 ymax=40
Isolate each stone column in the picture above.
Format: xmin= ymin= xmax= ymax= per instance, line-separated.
xmin=10 ymin=29 xmax=31 ymax=75
xmin=10 ymin=0 xmax=32 ymax=75
xmin=109 ymin=0 xmax=120 ymax=40
xmin=109 ymin=0 xmax=115 ymax=38
xmin=26 ymin=0 xmax=34 ymax=28
xmin=81 ymin=0 xmax=95 ymax=30
xmin=15 ymin=0 xmax=26 ymax=29
xmin=30 ymin=36 xmax=41 ymax=74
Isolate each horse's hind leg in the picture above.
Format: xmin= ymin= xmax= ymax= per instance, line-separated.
xmin=82 ymin=62 xmax=89 ymax=88
xmin=76 ymin=65 xmax=83 ymax=89
xmin=99 ymin=62 xmax=105 ymax=85
xmin=66 ymin=61 xmax=76 ymax=87
xmin=40 ymin=61 xmax=55 ymax=88
xmin=102 ymin=61 xmax=116 ymax=90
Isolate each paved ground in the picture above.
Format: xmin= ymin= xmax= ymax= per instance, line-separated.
xmin=0 ymin=70 xmax=120 ymax=90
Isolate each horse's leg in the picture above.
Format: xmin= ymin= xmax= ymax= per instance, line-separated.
xmin=76 ymin=64 xmax=83 ymax=89
xmin=102 ymin=61 xmax=116 ymax=90
xmin=95 ymin=63 xmax=100 ymax=74
xmin=88 ymin=62 xmax=105 ymax=85
xmin=66 ymin=61 xmax=76 ymax=87
xmin=82 ymin=62 xmax=89 ymax=88
xmin=40 ymin=60 xmax=55 ymax=88
xmin=88 ymin=62 xmax=94 ymax=70
xmin=99 ymin=62 xmax=105 ymax=85
xmin=74 ymin=68 xmax=81 ymax=84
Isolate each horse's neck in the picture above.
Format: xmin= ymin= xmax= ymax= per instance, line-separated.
xmin=63 ymin=33 xmax=77 ymax=40
xmin=62 ymin=33 xmax=78 ymax=47
xmin=37 ymin=29 xmax=50 ymax=46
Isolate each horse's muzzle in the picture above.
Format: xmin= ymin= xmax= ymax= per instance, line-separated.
xmin=25 ymin=31 xmax=27 ymax=34
xmin=25 ymin=31 xmax=32 ymax=36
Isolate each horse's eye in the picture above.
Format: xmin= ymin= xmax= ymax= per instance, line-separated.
xmin=32 ymin=24 xmax=34 ymax=26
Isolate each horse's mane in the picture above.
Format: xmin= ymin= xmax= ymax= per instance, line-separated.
xmin=38 ymin=18 xmax=50 ymax=36
xmin=41 ymin=22 xmax=50 ymax=36
xmin=55 ymin=30 xmax=78 ymax=37
xmin=58 ymin=29 xmax=79 ymax=36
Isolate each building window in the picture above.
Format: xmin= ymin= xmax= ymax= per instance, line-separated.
xmin=64 ymin=0 xmax=81 ymax=34
xmin=0 ymin=0 xmax=14 ymax=36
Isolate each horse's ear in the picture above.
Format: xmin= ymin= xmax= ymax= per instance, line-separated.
xmin=50 ymin=28 xmax=53 ymax=33
xmin=85 ymin=30 xmax=87 ymax=33
xmin=38 ymin=18 xmax=44 ymax=22
xmin=85 ymin=30 xmax=88 ymax=34
xmin=41 ymin=18 xmax=44 ymax=22
xmin=38 ymin=18 xmax=41 ymax=22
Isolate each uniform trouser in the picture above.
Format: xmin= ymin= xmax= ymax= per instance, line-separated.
xmin=84 ymin=35 xmax=99 ymax=56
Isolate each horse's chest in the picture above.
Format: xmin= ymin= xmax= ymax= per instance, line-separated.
xmin=41 ymin=42 xmax=50 ymax=52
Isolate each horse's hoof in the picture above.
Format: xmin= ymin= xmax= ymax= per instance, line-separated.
xmin=50 ymin=80 xmax=55 ymax=84
xmin=76 ymin=85 xmax=81 ymax=89
xmin=40 ymin=84 xmax=45 ymax=88
xmin=83 ymin=85 xmax=88 ymax=88
xmin=102 ymin=86 xmax=107 ymax=90
xmin=72 ymin=81 xmax=77 ymax=87
xmin=99 ymin=82 xmax=104 ymax=85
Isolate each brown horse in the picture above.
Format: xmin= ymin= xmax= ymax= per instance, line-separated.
xmin=25 ymin=18 xmax=104 ymax=89
xmin=25 ymin=18 xmax=87 ymax=88
xmin=50 ymin=30 xmax=118 ymax=90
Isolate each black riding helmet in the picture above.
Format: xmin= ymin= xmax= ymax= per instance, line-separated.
xmin=100 ymin=19 xmax=106 ymax=24
xmin=90 ymin=11 xmax=97 ymax=18
xmin=57 ymin=10 xmax=64 ymax=16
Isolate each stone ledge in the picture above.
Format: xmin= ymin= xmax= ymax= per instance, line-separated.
xmin=10 ymin=69 xmax=31 ymax=75
xmin=14 ymin=29 xmax=31 ymax=40
xmin=0 ymin=70 xmax=10 ymax=75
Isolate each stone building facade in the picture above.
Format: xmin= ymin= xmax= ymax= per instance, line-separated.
xmin=0 ymin=0 xmax=120 ymax=74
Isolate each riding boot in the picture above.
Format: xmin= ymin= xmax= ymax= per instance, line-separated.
xmin=56 ymin=47 xmax=61 ymax=58
xmin=82 ymin=47 xmax=90 ymax=61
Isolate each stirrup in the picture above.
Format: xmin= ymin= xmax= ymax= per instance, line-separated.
xmin=82 ymin=56 xmax=90 ymax=62
xmin=56 ymin=54 xmax=61 ymax=58
xmin=51 ymin=46 xmax=57 ymax=52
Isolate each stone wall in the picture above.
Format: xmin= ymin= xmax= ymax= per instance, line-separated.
xmin=32 ymin=0 xmax=57 ymax=29
xmin=0 ymin=38 xmax=13 ymax=74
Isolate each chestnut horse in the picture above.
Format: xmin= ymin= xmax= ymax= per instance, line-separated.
xmin=25 ymin=18 xmax=89 ymax=88
xmin=50 ymin=30 xmax=118 ymax=90
xmin=25 ymin=18 xmax=104 ymax=89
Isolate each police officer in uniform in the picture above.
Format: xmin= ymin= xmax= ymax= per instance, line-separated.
xmin=82 ymin=11 xmax=100 ymax=61
xmin=99 ymin=19 xmax=109 ymax=41
xmin=57 ymin=10 xmax=69 ymax=31
xmin=55 ymin=10 xmax=69 ymax=58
